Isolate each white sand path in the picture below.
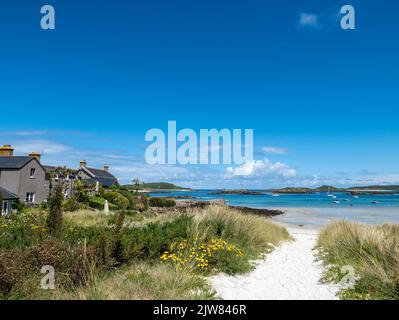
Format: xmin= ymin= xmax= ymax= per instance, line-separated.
xmin=209 ymin=227 xmax=339 ymax=300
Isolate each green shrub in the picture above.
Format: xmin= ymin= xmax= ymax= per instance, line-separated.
xmin=111 ymin=211 xmax=126 ymax=265
xmin=88 ymin=197 xmax=118 ymax=211
xmin=122 ymin=214 xmax=192 ymax=260
xmin=12 ymin=200 xmax=26 ymax=212
xmin=189 ymin=205 xmax=290 ymax=274
xmin=47 ymin=184 xmax=64 ymax=238
xmin=0 ymin=238 xmax=96 ymax=297
xmin=149 ymin=197 xmax=176 ymax=208
xmin=103 ymin=192 xmax=129 ymax=210
xmin=116 ymin=189 xmax=137 ymax=210
xmin=63 ymin=198 xmax=87 ymax=212
xmin=135 ymin=195 xmax=149 ymax=212
xmin=0 ymin=212 xmax=47 ymax=250
xmin=63 ymin=224 xmax=113 ymax=246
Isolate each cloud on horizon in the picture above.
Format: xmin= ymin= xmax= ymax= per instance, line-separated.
xmin=298 ymin=13 xmax=320 ymax=28
xmin=225 ymin=159 xmax=297 ymax=180
xmin=261 ymin=146 xmax=288 ymax=155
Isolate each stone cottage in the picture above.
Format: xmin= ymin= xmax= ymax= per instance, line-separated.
xmin=0 ymin=145 xmax=48 ymax=210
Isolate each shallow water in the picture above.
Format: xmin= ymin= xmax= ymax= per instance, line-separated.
xmin=150 ymin=190 xmax=399 ymax=227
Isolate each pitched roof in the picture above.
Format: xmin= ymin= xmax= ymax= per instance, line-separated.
xmin=80 ymin=167 xmax=118 ymax=188
xmin=0 ymin=187 xmax=18 ymax=200
xmin=43 ymin=165 xmax=57 ymax=172
xmin=0 ymin=156 xmax=34 ymax=169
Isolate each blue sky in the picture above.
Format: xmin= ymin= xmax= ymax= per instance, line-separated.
xmin=0 ymin=0 xmax=398 ymax=188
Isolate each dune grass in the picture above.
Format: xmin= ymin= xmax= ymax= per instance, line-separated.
xmin=55 ymin=261 xmax=215 ymax=300
xmin=1 ymin=204 xmax=289 ymax=300
xmin=317 ymin=221 xmax=399 ymax=300
xmin=183 ymin=205 xmax=291 ymax=274
xmin=191 ymin=205 xmax=289 ymax=254
xmin=64 ymin=209 xmax=143 ymax=227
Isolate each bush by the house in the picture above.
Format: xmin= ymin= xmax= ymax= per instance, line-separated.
xmin=122 ymin=214 xmax=192 ymax=260
xmin=0 ymin=211 xmax=47 ymax=250
xmin=149 ymin=197 xmax=176 ymax=208
xmin=116 ymin=189 xmax=137 ymax=210
xmin=103 ymin=192 xmax=129 ymax=210
xmin=88 ymin=197 xmax=118 ymax=211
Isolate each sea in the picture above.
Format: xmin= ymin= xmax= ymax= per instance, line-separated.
xmin=149 ymin=190 xmax=399 ymax=228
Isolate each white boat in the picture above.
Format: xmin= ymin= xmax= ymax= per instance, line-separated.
xmin=272 ymin=194 xmax=280 ymax=197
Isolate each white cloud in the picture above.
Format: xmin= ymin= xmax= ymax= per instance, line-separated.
xmin=261 ymin=146 xmax=288 ymax=155
xmin=225 ymin=158 xmax=296 ymax=180
xmin=14 ymin=130 xmax=48 ymax=136
xmin=12 ymin=140 xmax=70 ymax=155
xmin=299 ymin=13 xmax=320 ymax=28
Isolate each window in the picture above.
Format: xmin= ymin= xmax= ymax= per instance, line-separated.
xmin=30 ymin=168 xmax=36 ymax=178
xmin=1 ymin=201 xmax=8 ymax=216
xmin=26 ymin=192 xmax=35 ymax=203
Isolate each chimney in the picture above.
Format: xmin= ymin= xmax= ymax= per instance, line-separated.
xmin=104 ymin=165 xmax=109 ymax=172
xmin=29 ymin=152 xmax=41 ymax=162
xmin=0 ymin=145 xmax=14 ymax=157
xmin=80 ymin=160 xmax=87 ymax=168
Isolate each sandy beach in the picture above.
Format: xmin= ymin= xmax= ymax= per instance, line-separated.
xmin=209 ymin=224 xmax=340 ymax=300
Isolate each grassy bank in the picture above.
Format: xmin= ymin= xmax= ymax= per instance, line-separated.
xmin=0 ymin=205 xmax=289 ymax=300
xmin=317 ymin=221 xmax=399 ymax=300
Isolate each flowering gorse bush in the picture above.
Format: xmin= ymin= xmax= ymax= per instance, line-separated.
xmin=160 ymin=237 xmax=243 ymax=272
xmin=0 ymin=212 xmax=47 ymax=249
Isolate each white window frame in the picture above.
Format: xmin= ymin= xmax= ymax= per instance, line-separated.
xmin=30 ymin=168 xmax=36 ymax=178
xmin=1 ymin=200 xmax=8 ymax=216
xmin=26 ymin=192 xmax=35 ymax=203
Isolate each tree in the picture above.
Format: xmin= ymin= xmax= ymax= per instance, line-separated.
xmin=47 ymin=183 xmax=64 ymax=238
xmin=132 ymin=178 xmax=141 ymax=194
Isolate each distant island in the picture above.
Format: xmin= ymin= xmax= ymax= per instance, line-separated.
xmin=206 ymin=185 xmax=399 ymax=195
xmin=270 ymin=185 xmax=399 ymax=195
xmin=122 ymin=182 xmax=191 ymax=192
xmin=210 ymin=190 xmax=267 ymax=195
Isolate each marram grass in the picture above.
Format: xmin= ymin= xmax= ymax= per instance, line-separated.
xmin=317 ymin=220 xmax=399 ymax=300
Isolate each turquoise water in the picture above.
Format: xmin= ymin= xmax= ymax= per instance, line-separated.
xmin=150 ymin=190 xmax=399 ymax=227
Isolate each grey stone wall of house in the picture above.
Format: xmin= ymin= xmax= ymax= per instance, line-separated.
xmin=49 ymin=176 xmax=75 ymax=198
xmin=64 ymin=177 xmax=74 ymax=198
xmin=76 ymin=170 xmax=91 ymax=180
xmin=0 ymin=170 xmax=20 ymax=195
xmin=17 ymin=160 xmax=48 ymax=203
